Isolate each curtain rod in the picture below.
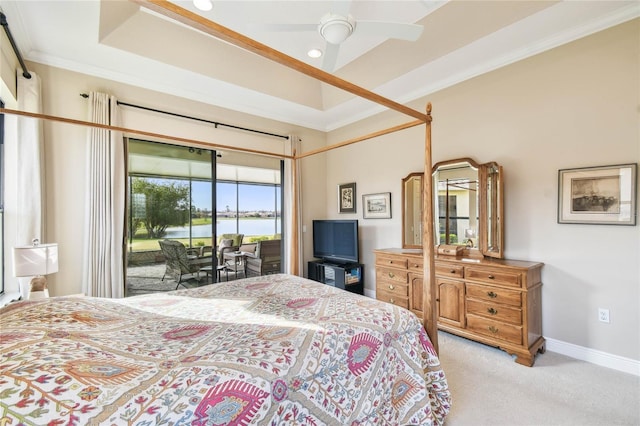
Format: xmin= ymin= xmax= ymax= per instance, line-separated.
xmin=0 ymin=107 xmax=294 ymax=160
xmin=79 ymin=93 xmax=288 ymax=140
xmin=0 ymin=12 xmax=31 ymax=79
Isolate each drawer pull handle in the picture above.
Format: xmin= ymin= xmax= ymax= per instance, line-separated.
xmin=388 ymin=284 xmax=395 ymax=290
xmin=388 ymin=272 xmax=395 ymax=278
xmin=487 ymin=307 xmax=498 ymax=315
xmin=388 ymin=260 xmax=393 ymax=264
xmin=488 ymin=275 xmax=495 ymax=279
xmin=450 ymin=269 xmax=456 ymax=274
xmin=488 ymin=326 xmax=499 ymax=334
xmin=487 ymin=291 xmax=498 ymax=298
xmin=389 ymin=298 xmax=395 ymax=304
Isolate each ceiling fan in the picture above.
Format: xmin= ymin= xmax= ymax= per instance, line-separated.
xmin=253 ymin=6 xmax=424 ymax=72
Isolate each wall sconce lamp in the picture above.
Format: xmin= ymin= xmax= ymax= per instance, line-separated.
xmin=13 ymin=239 xmax=59 ymax=300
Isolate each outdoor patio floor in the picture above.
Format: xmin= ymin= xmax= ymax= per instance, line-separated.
xmin=126 ymin=263 xmax=244 ymax=297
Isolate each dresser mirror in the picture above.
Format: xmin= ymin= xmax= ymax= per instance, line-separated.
xmin=401 ymin=158 xmax=504 ymax=259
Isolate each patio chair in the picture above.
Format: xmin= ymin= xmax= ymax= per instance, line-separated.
xmin=215 ymin=233 xmax=244 ymax=264
xmin=246 ymin=239 xmax=281 ymax=277
xmin=158 ymin=240 xmax=213 ymax=289
xmin=196 ymin=234 xmax=245 ymax=265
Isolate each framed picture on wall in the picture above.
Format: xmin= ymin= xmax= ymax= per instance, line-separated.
xmin=558 ymin=163 xmax=637 ymax=225
xmin=363 ymin=192 xmax=392 ymax=219
xmin=339 ymin=182 xmax=356 ymax=213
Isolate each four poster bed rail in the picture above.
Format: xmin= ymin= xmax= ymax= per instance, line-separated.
xmin=0 ymin=0 xmax=449 ymax=424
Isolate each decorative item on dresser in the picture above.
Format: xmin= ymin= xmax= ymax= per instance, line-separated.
xmin=376 ymin=157 xmax=545 ymax=366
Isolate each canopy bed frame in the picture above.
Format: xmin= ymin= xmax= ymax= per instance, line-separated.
xmin=0 ymin=0 xmax=438 ymax=351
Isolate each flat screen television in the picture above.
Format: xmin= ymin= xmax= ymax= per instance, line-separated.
xmin=312 ymin=219 xmax=359 ymax=264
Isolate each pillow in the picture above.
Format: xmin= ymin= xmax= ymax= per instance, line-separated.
xmin=219 ymin=239 xmax=234 ymax=249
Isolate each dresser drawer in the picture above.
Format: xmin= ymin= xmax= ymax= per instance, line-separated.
xmin=376 ymin=268 xmax=408 ymax=284
xmin=376 ymin=281 xmax=408 ymax=297
xmin=467 ymin=314 xmax=523 ymax=345
xmin=466 ymin=299 xmax=522 ymax=325
xmin=465 ymin=267 xmax=521 ymax=287
xmin=376 ymin=255 xmax=408 ymax=269
xmin=466 ymin=283 xmax=522 ymax=307
xmin=435 ymin=263 xmax=464 ymax=279
xmin=376 ymin=290 xmax=409 ymax=309
xmin=407 ymin=257 xmax=423 ymax=272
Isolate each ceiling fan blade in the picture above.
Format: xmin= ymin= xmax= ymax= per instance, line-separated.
xmin=355 ymin=21 xmax=424 ymax=41
xmin=249 ymin=23 xmax=317 ymax=32
xmin=321 ymin=42 xmax=340 ymax=72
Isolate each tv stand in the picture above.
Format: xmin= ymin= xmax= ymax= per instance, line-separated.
xmin=307 ymin=260 xmax=364 ymax=295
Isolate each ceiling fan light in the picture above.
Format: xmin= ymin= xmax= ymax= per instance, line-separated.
xmin=193 ymin=0 xmax=213 ymax=11
xmin=307 ymin=48 xmax=323 ymax=58
xmin=319 ymin=15 xmax=354 ymax=45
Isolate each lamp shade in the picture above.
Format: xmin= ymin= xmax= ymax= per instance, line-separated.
xmin=13 ymin=243 xmax=59 ymax=277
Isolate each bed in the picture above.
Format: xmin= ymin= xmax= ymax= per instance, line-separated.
xmin=0 ymin=274 xmax=451 ymax=425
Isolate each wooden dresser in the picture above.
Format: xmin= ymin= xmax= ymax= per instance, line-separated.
xmin=374 ymin=248 xmax=545 ymax=366
xmin=373 ymin=248 xmax=424 ymax=319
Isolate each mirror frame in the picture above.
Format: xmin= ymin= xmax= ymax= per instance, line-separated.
xmin=478 ymin=161 xmax=504 ymax=258
xmin=401 ymin=158 xmax=504 ymax=258
xmin=402 ymin=172 xmax=424 ymax=249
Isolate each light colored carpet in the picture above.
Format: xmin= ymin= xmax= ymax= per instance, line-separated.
xmin=438 ymin=331 xmax=640 ymax=425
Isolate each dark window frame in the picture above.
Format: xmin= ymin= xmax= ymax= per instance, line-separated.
xmin=0 ymin=98 xmax=5 ymax=294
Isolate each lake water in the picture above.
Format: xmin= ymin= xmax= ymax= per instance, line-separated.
xmin=164 ymin=219 xmax=281 ymax=238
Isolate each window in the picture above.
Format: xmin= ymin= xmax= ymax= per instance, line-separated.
xmin=128 ymin=139 xmax=214 ymax=254
xmin=218 ymin=181 xmax=281 ymax=240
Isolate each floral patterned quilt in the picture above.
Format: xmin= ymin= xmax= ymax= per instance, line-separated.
xmin=0 ymin=273 xmax=450 ymax=425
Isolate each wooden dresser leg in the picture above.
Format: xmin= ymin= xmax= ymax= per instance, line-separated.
xmin=538 ymin=342 xmax=547 ymax=354
xmin=515 ymin=353 xmax=534 ymax=367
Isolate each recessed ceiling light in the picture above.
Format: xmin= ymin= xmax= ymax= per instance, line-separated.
xmin=193 ymin=0 xmax=213 ymax=11
xmin=307 ymin=49 xmax=323 ymax=59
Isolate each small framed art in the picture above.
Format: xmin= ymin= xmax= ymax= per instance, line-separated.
xmin=339 ymin=182 xmax=356 ymax=213
xmin=363 ymin=192 xmax=391 ymax=219
xmin=558 ymin=163 xmax=637 ymax=225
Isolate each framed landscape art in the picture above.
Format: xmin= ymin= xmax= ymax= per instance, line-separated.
xmin=363 ymin=192 xmax=391 ymax=219
xmin=558 ymin=163 xmax=637 ymax=225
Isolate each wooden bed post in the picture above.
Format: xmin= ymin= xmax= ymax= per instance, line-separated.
xmin=422 ymin=103 xmax=438 ymax=353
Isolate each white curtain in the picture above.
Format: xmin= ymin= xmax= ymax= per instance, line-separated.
xmin=82 ymin=92 xmax=125 ymax=298
xmin=283 ymin=135 xmax=303 ymax=275
xmin=15 ymin=70 xmax=44 ymax=297
xmin=16 ymin=71 xmax=44 ymax=243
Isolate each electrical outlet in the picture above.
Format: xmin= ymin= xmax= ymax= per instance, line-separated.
xmin=598 ymin=308 xmax=610 ymax=323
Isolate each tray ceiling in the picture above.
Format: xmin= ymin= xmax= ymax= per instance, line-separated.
xmin=0 ymin=0 xmax=638 ymax=131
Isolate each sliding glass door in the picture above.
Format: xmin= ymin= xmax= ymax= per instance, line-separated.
xmin=125 ymin=139 xmax=282 ymax=295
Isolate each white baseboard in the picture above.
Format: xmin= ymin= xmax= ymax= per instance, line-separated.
xmin=546 ymin=337 xmax=640 ymax=376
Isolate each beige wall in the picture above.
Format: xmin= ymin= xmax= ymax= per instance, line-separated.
xmin=325 ymin=19 xmax=639 ymax=361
